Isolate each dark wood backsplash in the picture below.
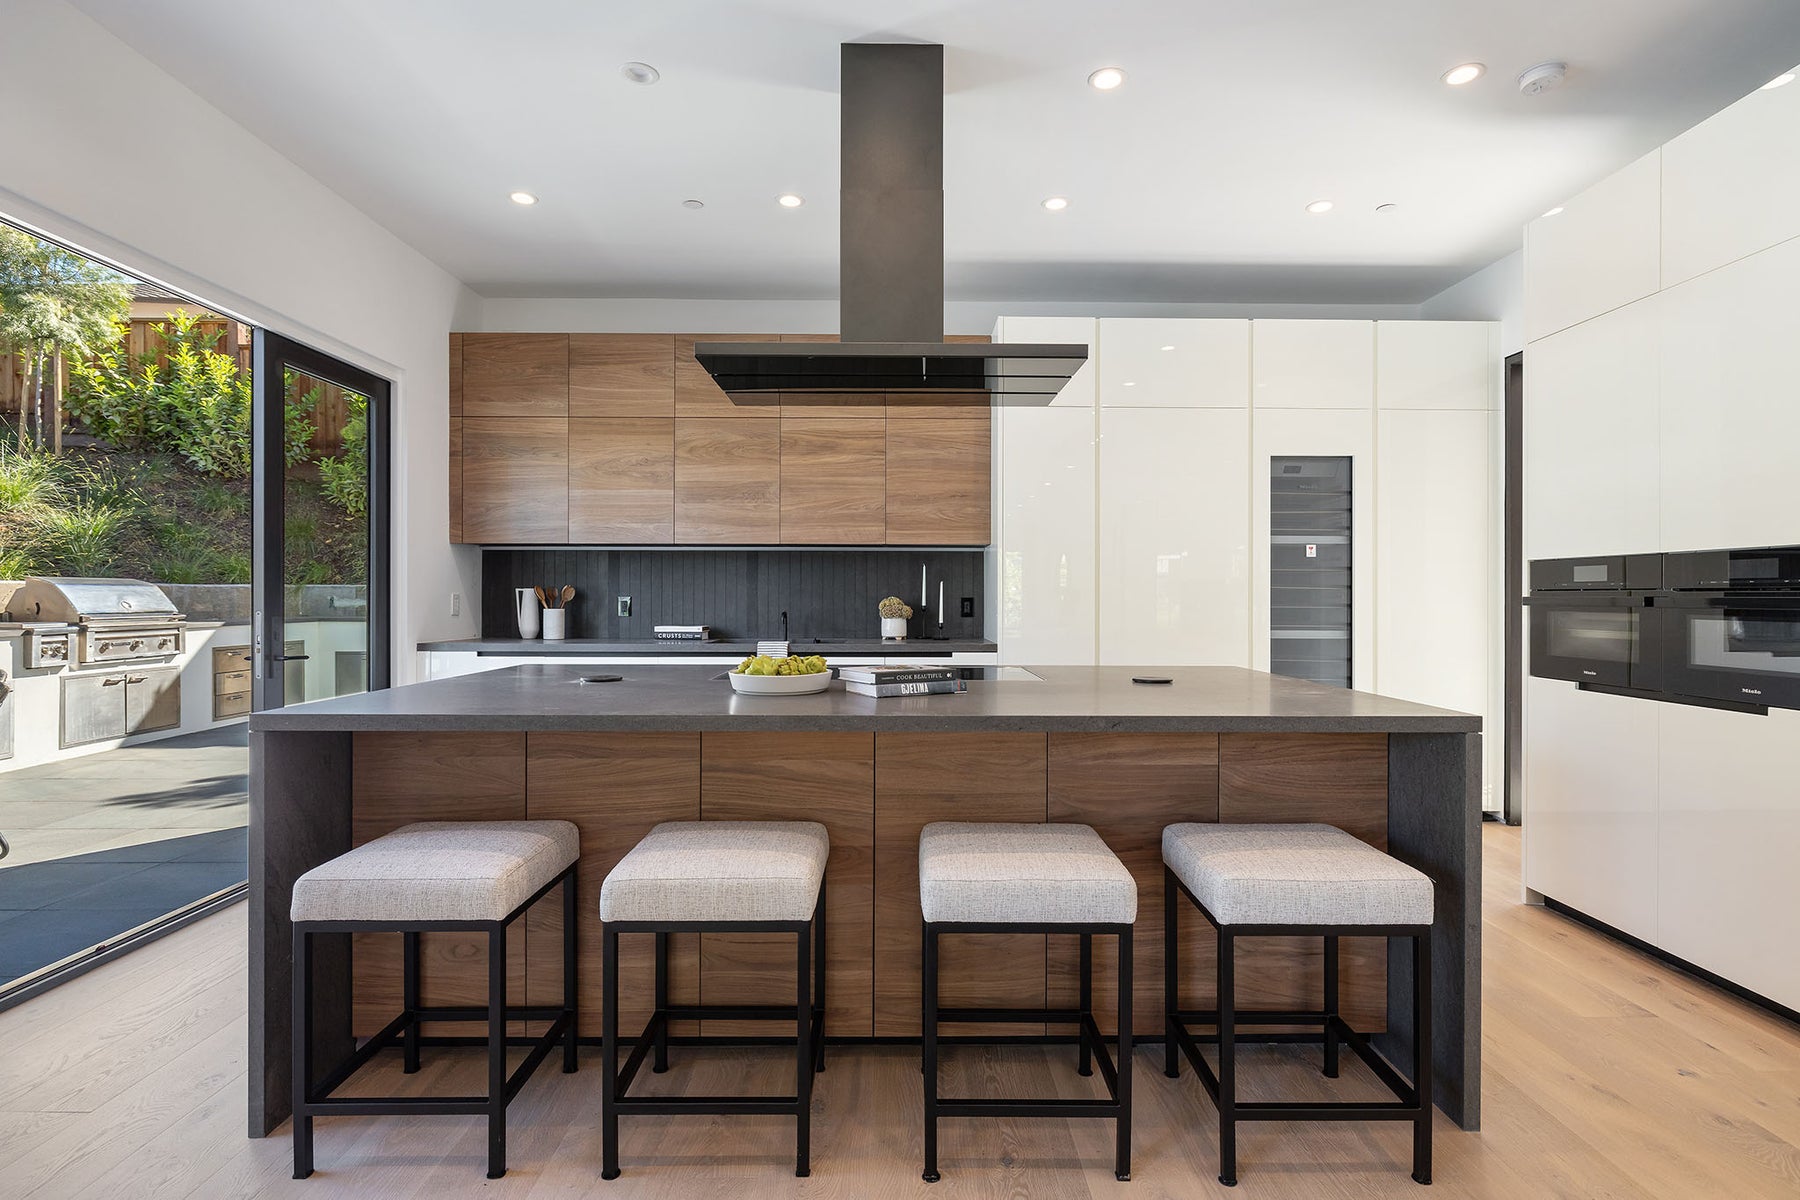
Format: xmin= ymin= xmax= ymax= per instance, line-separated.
xmin=482 ymin=548 xmax=985 ymax=642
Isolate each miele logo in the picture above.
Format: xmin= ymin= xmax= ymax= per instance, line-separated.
xmin=1581 ymin=670 xmax=1598 ymax=677
xmin=1742 ymin=687 xmax=1763 ymax=696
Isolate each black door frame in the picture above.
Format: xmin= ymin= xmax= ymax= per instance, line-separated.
xmin=250 ymin=329 xmax=392 ymax=710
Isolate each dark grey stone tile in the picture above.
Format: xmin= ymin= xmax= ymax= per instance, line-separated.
xmin=0 ymin=862 xmax=148 ymax=909
xmin=54 ymin=859 xmax=245 ymax=912
xmin=0 ymin=908 xmax=171 ymax=985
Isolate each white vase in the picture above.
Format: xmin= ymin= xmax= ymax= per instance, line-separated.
xmin=542 ymin=609 xmax=567 ymax=641
xmin=881 ymin=616 xmax=907 ymax=640
xmin=515 ymin=588 xmax=541 ymax=639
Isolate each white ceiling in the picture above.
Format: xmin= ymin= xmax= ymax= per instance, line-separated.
xmin=71 ymin=0 xmax=1800 ymax=304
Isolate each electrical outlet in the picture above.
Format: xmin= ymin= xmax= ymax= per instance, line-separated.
xmin=960 ymin=596 xmax=974 ymax=618
xmin=450 ymin=592 xmax=462 ymax=617
xmin=617 ymin=596 xmax=632 ymax=617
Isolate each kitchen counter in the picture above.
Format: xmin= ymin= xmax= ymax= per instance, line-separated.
xmin=256 ymin=663 xmax=1477 ymax=733
xmin=248 ymin=665 xmax=1482 ymax=1138
xmin=415 ymin=636 xmax=997 ymax=656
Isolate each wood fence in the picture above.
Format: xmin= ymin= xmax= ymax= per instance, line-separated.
xmin=0 ymin=315 xmax=352 ymax=456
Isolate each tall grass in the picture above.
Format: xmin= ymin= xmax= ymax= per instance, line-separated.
xmin=0 ymin=446 xmax=66 ymax=511
xmin=30 ymin=502 xmax=131 ymax=576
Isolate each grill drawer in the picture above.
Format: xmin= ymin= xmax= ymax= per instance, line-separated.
xmin=215 ymin=669 xmax=251 ymax=695
xmin=215 ymin=690 xmax=251 ymax=719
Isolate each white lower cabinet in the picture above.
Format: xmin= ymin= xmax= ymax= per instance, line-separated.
xmin=1522 ymin=678 xmax=1660 ymax=943
xmin=996 ymin=405 xmax=1096 ymax=664
xmin=1251 ymin=407 xmax=1375 ymax=691
xmin=1097 ymin=408 xmax=1250 ymax=666
xmin=1656 ymin=704 xmax=1800 ymax=1009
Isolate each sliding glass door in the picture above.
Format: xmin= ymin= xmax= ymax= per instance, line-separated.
xmin=250 ymin=331 xmax=390 ymax=711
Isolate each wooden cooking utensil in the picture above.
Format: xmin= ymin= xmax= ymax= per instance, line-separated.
xmin=534 ymin=586 xmax=549 ymax=609
xmin=560 ymin=585 xmax=575 ymax=607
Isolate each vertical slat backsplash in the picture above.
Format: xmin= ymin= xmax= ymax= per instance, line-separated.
xmin=481 ymin=549 xmax=986 ymax=641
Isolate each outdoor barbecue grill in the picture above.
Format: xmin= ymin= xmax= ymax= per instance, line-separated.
xmin=6 ymin=578 xmax=186 ymax=668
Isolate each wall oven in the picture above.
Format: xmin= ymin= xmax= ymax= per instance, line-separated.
xmin=1657 ymin=546 xmax=1800 ymax=711
xmin=1528 ymin=554 xmax=1662 ymax=689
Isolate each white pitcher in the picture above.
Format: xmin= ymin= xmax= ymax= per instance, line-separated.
xmin=515 ymin=588 xmax=542 ymax=639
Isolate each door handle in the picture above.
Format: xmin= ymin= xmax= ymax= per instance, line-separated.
xmin=102 ymin=676 xmax=123 ymax=686
xmin=273 ymin=653 xmax=310 ymax=662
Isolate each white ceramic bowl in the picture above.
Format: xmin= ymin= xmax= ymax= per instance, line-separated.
xmin=727 ymin=670 xmax=833 ymax=695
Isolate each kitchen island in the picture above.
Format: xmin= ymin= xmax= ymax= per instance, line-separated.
xmin=248 ymin=664 xmax=1482 ymax=1136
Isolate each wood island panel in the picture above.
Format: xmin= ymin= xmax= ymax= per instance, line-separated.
xmin=1219 ymin=732 xmax=1390 ymax=1029
xmin=696 ymin=732 xmax=875 ymax=1037
xmin=349 ymin=732 xmax=528 ymax=1037
xmin=568 ymin=333 xmax=674 ymax=418
xmin=461 ymin=333 xmax=568 ymax=419
xmin=778 ymin=416 xmax=887 ymax=543
xmin=873 ymin=732 xmax=1049 ymax=1036
xmin=1046 ymin=732 xmax=1220 ymax=1037
xmin=524 ymin=732 xmax=701 ymax=1038
xmin=569 ymin=417 xmax=675 ymax=543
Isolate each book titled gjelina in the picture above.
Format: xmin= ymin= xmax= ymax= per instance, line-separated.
xmin=838 ymin=664 xmax=968 ymax=698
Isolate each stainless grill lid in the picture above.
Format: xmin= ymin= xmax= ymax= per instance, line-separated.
xmin=10 ymin=577 xmax=181 ymax=621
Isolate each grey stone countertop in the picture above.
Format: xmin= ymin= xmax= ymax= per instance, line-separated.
xmin=415 ymin=637 xmax=997 ymax=656
xmin=250 ymin=663 xmax=1480 ymax=734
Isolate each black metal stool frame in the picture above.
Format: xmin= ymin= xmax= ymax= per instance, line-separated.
xmin=291 ymin=863 xmax=578 ymax=1181
xmin=601 ymin=888 xmax=826 ymax=1180
xmin=922 ymin=919 xmax=1134 ymax=1183
xmin=1162 ymin=864 xmax=1432 ymax=1187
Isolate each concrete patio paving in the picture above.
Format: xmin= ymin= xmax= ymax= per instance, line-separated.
xmin=0 ymin=725 xmax=247 ymax=986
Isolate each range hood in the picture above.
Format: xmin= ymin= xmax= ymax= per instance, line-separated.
xmin=694 ymin=43 xmax=1086 ymax=402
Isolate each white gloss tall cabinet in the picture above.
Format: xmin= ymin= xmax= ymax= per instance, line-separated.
xmin=1521 ymin=69 xmax=1800 ymax=1011
xmin=992 ymin=314 xmax=1501 ymax=808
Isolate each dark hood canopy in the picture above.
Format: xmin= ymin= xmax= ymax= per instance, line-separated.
xmin=695 ymin=43 xmax=1086 ymax=402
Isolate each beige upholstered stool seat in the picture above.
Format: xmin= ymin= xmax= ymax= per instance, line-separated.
xmin=290 ymin=820 xmax=580 ymax=924
xmin=600 ymin=821 xmax=829 ymax=923
xmin=918 ymin=822 xmax=1137 ymax=925
xmin=1162 ymin=822 xmax=1433 ymax=927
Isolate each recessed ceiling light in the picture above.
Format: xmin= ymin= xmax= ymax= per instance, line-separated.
xmin=1042 ymin=196 xmax=1069 ymax=211
xmin=1122 ymin=381 xmax=1136 ymax=387
xmin=621 ymin=62 xmax=660 ymax=85
xmin=1375 ymin=202 xmax=1398 ymax=213
xmin=1442 ymin=62 xmax=1485 ymax=86
xmin=777 ymin=193 xmax=805 ymax=208
xmin=1541 ymin=206 xmax=1565 ymax=217
xmin=682 ymin=199 xmax=705 ymax=210
xmin=1305 ymin=199 xmax=1334 ymax=214
xmin=1761 ymin=71 xmax=1796 ymax=90
xmin=509 ymin=191 xmax=538 ymax=206
xmin=1088 ymin=66 xmax=1126 ymax=91
xmin=1160 ymin=345 xmax=1175 ymax=352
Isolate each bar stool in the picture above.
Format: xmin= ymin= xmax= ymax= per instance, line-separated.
xmin=917 ymin=821 xmax=1137 ymax=1183
xmin=598 ymin=820 xmax=828 ymax=1179
xmin=289 ymin=820 xmax=579 ymax=1180
xmin=1162 ymin=822 xmax=1435 ymax=1187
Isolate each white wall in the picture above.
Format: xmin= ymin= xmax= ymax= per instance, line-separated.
xmin=1421 ymin=250 xmax=1524 ymax=357
xmin=0 ymin=0 xmax=483 ymax=684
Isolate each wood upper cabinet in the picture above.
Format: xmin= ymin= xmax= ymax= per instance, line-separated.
xmin=674 ymin=334 xmax=779 ymax=418
xmin=460 ymin=417 xmax=569 ymax=543
xmin=674 ymin=417 xmax=779 ymax=543
xmin=569 ymin=418 xmax=674 ymax=543
xmin=886 ymin=415 xmax=991 ymax=545
xmin=448 ymin=333 xmax=463 ymax=543
xmin=569 ymin=334 xmax=674 ymax=418
xmin=462 ymin=333 xmax=568 ymax=418
xmin=779 ymin=416 xmax=886 ymax=543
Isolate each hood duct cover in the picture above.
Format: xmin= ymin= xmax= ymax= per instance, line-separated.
xmin=695 ymin=43 xmax=1086 ymax=403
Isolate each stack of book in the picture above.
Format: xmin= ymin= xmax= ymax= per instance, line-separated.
xmin=654 ymin=625 xmax=713 ymax=641
xmin=838 ymin=665 xmax=968 ymax=698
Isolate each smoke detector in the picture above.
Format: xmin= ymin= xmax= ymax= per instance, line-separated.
xmin=1518 ymin=62 xmax=1567 ymax=96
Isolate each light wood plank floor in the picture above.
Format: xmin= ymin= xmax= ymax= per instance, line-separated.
xmin=2 ymin=825 xmax=1798 ymax=1198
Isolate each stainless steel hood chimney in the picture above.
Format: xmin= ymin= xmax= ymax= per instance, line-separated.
xmin=694 ymin=43 xmax=1086 ymax=401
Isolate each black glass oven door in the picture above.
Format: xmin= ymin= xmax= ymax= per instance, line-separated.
xmin=1661 ymin=594 xmax=1800 ymax=710
xmin=1529 ymin=596 xmax=1640 ymax=686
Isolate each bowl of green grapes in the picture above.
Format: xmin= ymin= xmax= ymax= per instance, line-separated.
xmin=728 ymin=654 xmax=833 ymax=695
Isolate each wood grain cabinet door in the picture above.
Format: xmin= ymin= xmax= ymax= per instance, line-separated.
xmin=460 ymin=417 xmax=569 ymax=543
xmin=885 ymin=415 xmax=992 ymax=545
xmin=569 ymin=333 xmax=674 ymax=418
xmin=674 ymin=334 xmax=780 ymax=418
xmin=448 ymin=333 xmax=464 ymax=542
xmin=570 ymin=418 xmax=674 ymax=543
xmin=462 ymin=333 xmax=568 ymax=418
xmin=779 ymin=416 xmax=886 ymax=543
xmin=674 ymin=417 xmax=779 ymax=543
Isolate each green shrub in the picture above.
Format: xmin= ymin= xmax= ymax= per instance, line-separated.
xmin=146 ymin=545 xmax=220 ymax=584
xmin=192 ymin=477 xmax=249 ymax=518
xmin=30 ymin=500 xmax=129 ymax=575
xmin=213 ymin=550 xmax=253 ymax=584
xmin=318 ymin=392 xmax=368 ymax=518
xmin=284 ymin=372 xmax=320 ymax=468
